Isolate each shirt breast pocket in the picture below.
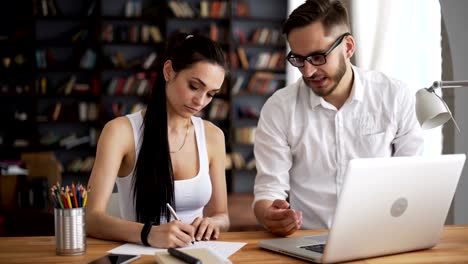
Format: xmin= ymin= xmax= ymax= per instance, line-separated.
xmin=357 ymin=112 xmax=393 ymax=156
xmin=359 ymin=129 xmax=392 ymax=156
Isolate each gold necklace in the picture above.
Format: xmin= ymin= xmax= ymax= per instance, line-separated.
xmin=169 ymin=119 xmax=190 ymax=154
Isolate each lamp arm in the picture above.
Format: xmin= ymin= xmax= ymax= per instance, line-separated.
xmin=430 ymin=80 xmax=468 ymax=90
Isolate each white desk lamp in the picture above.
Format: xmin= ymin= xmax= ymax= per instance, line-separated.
xmin=415 ymin=80 xmax=468 ymax=131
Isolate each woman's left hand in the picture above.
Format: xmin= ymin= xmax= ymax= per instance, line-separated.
xmin=191 ymin=217 xmax=220 ymax=241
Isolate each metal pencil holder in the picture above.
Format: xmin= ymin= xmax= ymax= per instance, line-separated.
xmin=54 ymin=207 xmax=86 ymax=256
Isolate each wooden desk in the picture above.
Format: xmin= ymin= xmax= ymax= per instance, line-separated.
xmin=0 ymin=225 xmax=467 ymax=263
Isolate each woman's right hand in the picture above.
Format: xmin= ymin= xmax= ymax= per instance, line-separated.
xmin=147 ymin=221 xmax=195 ymax=248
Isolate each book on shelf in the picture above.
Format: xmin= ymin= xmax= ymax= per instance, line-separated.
xmin=250 ymin=28 xmax=282 ymax=45
xmin=168 ymin=0 xmax=195 ymax=18
xmin=78 ymin=102 xmax=99 ymax=122
xmin=231 ymin=75 xmax=246 ymax=95
xmin=208 ymin=99 xmax=229 ymax=120
xmin=142 ymin=52 xmax=157 ymax=70
xmin=235 ymin=1 xmax=249 ymax=17
xmin=235 ymin=127 xmax=256 ymax=144
xmin=124 ymin=0 xmax=143 ymax=17
xmin=237 ymin=47 xmax=249 ymax=69
xmin=36 ymin=0 xmax=63 ymax=17
xmin=51 ymin=102 xmax=62 ymax=121
xmin=246 ymin=72 xmax=283 ymax=95
xmin=106 ymin=73 xmax=152 ymax=96
xmin=234 ymin=28 xmax=247 ymax=44
xmin=59 ymin=134 xmax=90 ymax=149
xmin=111 ymin=102 xmax=146 ymax=118
xmin=79 ymin=49 xmax=97 ymax=69
xmin=200 ymin=0 xmax=209 ymax=17
xmin=148 ymin=26 xmax=163 ymax=43
xmin=82 ymin=0 xmax=96 ymax=16
xmin=237 ymin=105 xmax=260 ymax=119
xmin=66 ymin=156 xmax=95 ymax=172
xmin=230 ymin=152 xmax=245 ymax=169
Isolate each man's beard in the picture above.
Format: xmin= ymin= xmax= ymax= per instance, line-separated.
xmin=303 ymin=55 xmax=347 ymax=97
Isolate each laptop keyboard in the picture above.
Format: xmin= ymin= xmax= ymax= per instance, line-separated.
xmin=300 ymin=244 xmax=326 ymax=253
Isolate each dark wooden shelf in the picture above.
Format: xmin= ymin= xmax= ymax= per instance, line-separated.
xmin=168 ymin=16 xmax=230 ymax=22
xmin=231 ymin=16 xmax=285 ymax=23
xmin=1 ymin=0 xmax=288 ymax=199
xmin=102 ymin=16 xmax=158 ymax=22
xmin=34 ymin=16 xmax=95 ymax=21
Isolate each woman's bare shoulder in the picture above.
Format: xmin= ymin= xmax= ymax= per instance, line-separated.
xmin=99 ymin=116 xmax=134 ymax=147
xmin=202 ymin=119 xmax=225 ymax=154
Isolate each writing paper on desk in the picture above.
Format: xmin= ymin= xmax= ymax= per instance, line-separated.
xmin=109 ymin=241 xmax=246 ymax=258
xmin=155 ymin=247 xmax=231 ymax=264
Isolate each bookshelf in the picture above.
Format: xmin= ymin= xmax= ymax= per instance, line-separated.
xmin=0 ymin=0 xmax=288 ymax=194
xmin=229 ymin=0 xmax=287 ymax=193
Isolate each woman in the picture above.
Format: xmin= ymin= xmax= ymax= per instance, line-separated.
xmin=86 ymin=33 xmax=229 ymax=248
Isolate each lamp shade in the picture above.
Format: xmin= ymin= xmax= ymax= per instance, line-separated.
xmin=415 ymin=89 xmax=451 ymax=129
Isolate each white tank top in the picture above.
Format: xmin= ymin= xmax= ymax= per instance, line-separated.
xmin=116 ymin=111 xmax=212 ymax=224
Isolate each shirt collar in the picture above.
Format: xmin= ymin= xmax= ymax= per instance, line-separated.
xmin=349 ymin=65 xmax=364 ymax=103
xmin=306 ymin=65 xmax=364 ymax=109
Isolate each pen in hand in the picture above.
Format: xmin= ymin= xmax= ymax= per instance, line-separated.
xmin=168 ymin=248 xmax=201 ymax=264
xmin=166 ymin=203 xmax=181 ymax=221
xmin=166 ymin=203 xmax=194 ymax=244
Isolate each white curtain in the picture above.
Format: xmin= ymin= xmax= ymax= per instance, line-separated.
xmin=351 ymin=0 xmax=443 ymax=155
xmin=286 ymin=0 xmax=304 ymax=85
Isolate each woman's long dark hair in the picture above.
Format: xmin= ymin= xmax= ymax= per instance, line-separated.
xmin=132 ymin=33 xmax=226 ymax=224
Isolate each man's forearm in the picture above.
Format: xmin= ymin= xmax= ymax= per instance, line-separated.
xmin=254 ymin=199 xmax=273 ymax=227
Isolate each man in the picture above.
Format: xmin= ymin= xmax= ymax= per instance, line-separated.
xmin=253 ymin=0 xmax=424 ymax=236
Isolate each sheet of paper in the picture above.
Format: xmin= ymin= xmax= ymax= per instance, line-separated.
xmin=108 ymin=240 xmax=246 ymax=258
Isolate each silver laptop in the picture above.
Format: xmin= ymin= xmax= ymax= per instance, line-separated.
xmin=258 ymin=154 xmax=466 ymax=263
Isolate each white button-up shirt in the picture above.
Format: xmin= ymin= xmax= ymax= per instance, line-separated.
xmin=253 ymin=66 xmax=424 ymax=229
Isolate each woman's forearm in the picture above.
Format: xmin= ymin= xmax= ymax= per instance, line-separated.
xmin=86 ymin=211 xmax=144 ymax=244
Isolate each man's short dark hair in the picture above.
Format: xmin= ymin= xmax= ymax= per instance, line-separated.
xmin=283 ymin=0 xmax=350 ymax=36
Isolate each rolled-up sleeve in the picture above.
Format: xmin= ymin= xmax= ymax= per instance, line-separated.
xmin=253 ymin=95 xmax=293 ymax=206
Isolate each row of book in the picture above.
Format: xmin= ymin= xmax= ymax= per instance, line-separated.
xmin=106 ymin=72 xmax=156 ymax=97
xmin=233 ymin=48 xmax=285 ymax=71
xmin=173 ymin=23 xmax=227 ymax=43
xmin=236 ymin=105 xmax=260 ymax=120
xmin=122 ymin=0 xmax=143 ymax=17
xmin=208 ymin=99 xmax=229 ymax=120
xmin=105 ymin=51 xmax=158 ymax=70
xmin=226 ymin=152 xmax=256 ymax=170
xmin=234 ymin=27 xmax=284 ymax=46
xmin=235 ymin=127 xmax=256 ymax=144
xmin=66 ymin=156 xmax=95 ymax=173
xmin=0 ymin=84 xmax=32 ymax=96
xmin=169 ymin=0 xmax=249 ymax=18
xmin=1 ymin=53 xmax=28 ymax=69
xmin=169 ymin=1 xmax=229 ymax=18
xmin=34 ymin=0 xmax=61 ymax=17
xmin=101 ymin=24 xmax=163 ymax=44
xmin=33 ymin=0 xmax=96 ymax=17
xmin=35 ymin=76 xmax=100 ymax=96
xmin=232 ymin=72 xmax=285 ymax=95
xmin=200 ymin=1 xmax=229 ymax=18
xmin=38 ymin=101 xmax=99 ymax=123
xmin=35 ymin=48 xmax=97 ymax=70
xmin=110 ymin=102 xmax=146 ymax=119
xmin=39 ymin=128 xmax=99 ymax=149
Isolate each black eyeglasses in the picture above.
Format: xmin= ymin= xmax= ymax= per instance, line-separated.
xmin=287 ymin=32 xmax=351 ymax=68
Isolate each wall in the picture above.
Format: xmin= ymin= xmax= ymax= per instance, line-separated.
xmin=440 ymin=0 xmax=468 ymax=224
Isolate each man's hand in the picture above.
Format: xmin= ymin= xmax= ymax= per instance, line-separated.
xmin=261 ymin=199 xmax=302 ymax=236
